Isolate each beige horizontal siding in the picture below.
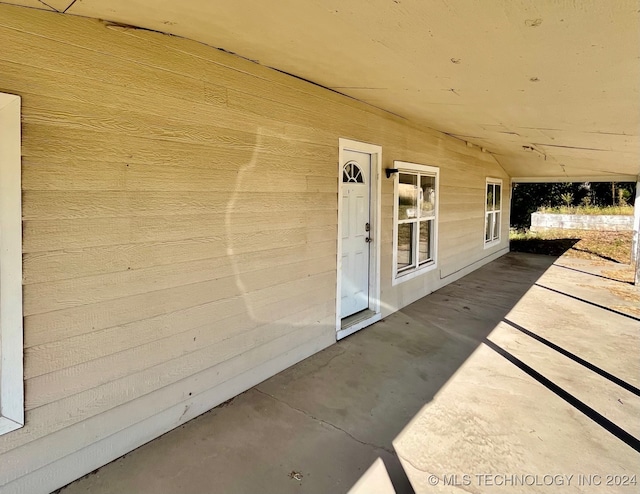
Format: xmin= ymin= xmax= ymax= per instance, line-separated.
xmin=22 ymin=191 xmax=336 ymax=220
xmin=26 ymin=284 xmax=336 ymax=409
xmin=22 ymin=161 xmax=337 ymax=192
xmin=23 ymin=232 xmax=336 ymax=283
xmin=0 ymin=4 xmax=509 ymax=493
xmin=23 ymin=210 xmax=337 ymax=252
xmin=24 ymin=266 xmax=335 ymax=349
xmin=24 ymin=256 xmax=335 ymax=376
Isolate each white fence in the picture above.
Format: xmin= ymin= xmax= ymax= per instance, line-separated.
xmin=531 ymin=213 xmax=634 ymax=232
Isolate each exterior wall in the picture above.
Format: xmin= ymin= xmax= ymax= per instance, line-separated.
xmin=0 ymin=5 xmax=509 ymax=493
xmin=531 ymin=212 xmax=634 ymax=232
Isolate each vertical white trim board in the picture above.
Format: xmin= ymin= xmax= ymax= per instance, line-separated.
xmin=0 ymin=92 xmax=24 ymax=435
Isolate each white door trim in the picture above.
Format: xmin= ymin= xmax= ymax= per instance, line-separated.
xmin=336 ymin=138 xmax=382 ymax=340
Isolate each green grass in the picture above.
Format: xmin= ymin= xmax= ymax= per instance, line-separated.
xmin=537 ymin=205 xmax=634 ymax=216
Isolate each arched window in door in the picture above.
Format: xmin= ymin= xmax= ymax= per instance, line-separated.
xmin=343 ymin=161 xmax=364 ymax=183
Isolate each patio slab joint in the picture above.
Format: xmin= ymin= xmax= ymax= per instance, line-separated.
xmin=253 ymin=388 xmax=395 ymax=455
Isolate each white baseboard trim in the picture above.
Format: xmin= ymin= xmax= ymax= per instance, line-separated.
xmin=438 ymin=246 xmax=509 ymax=287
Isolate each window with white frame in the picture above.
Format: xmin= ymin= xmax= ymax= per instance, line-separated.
xmin=485 ymin=178 xmax=502 ymax=246
xmin=0 ymin=92 xmax=24 ymax=435
xmin=393 ymin=161 xmax=439 ymax=284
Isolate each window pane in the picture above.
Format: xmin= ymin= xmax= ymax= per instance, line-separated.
xmin=493 ymin=211 xmax=500 ymax=240
xmin=485 ymin=213 xmax=493 ymax=242
xmin=419 ymin=220 xmax=431 ymax=263
xmin=495 ymin=184 xmax=501 ymax=211
xmin=397 ymin=222 xmax=414 ymax=271
xmin=398 ymin=173 xmax=418 ymax=220
xmin=486 ymin=183 xmax=493 ymax=211
xmin=420 ymin=175 xmax=436 ymax=217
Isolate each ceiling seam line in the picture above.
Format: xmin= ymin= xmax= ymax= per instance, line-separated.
xmin=63 ymin=0 xmax=78 ymax=13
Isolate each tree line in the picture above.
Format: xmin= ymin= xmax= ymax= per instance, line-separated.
xmin=510 ymin=182 xmax=637 ymax=230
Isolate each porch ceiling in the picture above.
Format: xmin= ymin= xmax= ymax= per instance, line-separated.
xmin=11 ymin=0 xmax=640 ymax=181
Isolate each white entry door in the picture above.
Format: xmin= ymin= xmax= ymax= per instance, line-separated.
xmin=340 ymin=150 xmax=371 ymax=318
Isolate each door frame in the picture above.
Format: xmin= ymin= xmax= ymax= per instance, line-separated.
xmin=336 ymin=138 xmax=382 ymax=340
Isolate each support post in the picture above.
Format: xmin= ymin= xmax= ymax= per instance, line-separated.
xmin=633 ymin=179 xmax=640 ymax=286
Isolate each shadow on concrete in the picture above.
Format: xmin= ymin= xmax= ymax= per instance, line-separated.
xmin=534 ymin=283 xmax=640 ymax=322
xmin=503 ymin=319 xmax=640 ymax=397
xmin=483 ymin=338 xmax=640 ymax=453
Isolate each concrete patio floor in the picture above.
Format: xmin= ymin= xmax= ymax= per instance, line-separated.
xmin=59 ymin=252 xmax=640 ymax=494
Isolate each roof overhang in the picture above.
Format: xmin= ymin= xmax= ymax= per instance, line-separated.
xmin=6 ymin=0 xmax=640 ymax=182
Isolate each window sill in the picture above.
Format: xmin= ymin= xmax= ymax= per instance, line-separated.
xmin=0 ymin=416 xmax=23 ymax=435
xmin=484 ymin=239 xmax=502 ymax=249
xmin=392 ymin=261 xmax=437 ymax=286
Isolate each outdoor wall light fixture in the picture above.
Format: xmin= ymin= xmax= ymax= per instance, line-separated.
xmin=385 ymin=168 xmax=399 ymax=178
